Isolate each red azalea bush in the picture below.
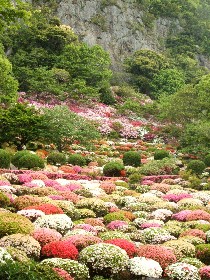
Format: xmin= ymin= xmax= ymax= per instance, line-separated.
xmin=65 ymin=234 xmax=102 ymax=251
xmin=199 ymin=266 xmax=210 ymax=279
xmin=137 ymin=245 xmax=177 ymax=269
xmin=53 ymin=268 xmax=74 ymax=280
xmin=104 ymin=238 xmax=137 ymax=258
xmin=25 ymin=203 xmax=64 ymax=215
xmin=32 ymin=228 xmax=62 ymax=247
xmin=180 ymin=229 xmax=206 ymax=241
xmin=185 ymin=210 xmax=210 ymax=222
xmin=41 ymin=240 xmax=78 ymax=259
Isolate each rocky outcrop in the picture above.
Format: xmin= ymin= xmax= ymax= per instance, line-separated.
xmin=56 ymin=0 xmax=177 ymax=69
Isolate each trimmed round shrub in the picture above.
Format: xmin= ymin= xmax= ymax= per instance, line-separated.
xmin=32 ymin=228 xmax=62 ymax=247
xmin=180 ymin=257 xmax=204 ymax=269
xmin=196 ymin=244 xmax=210 ymax=264
xmin=6 ymin=247 xmax=30 ymax=262
xmin=163 ymin=240 xmax=195 ymax=259
xmin=100 ymin=88 xmax=116 ymax=105
xmin=103 ymin=161 xmax=125 ymax=177
xmin=17 ymin=154 xmax=45 ymax=169
xmin=0 ymin=191 xmax=10 ymax=208
xmin=13 ymin=195 xmax=42 ymax=210
xmin=165 ymin=262 xmax=200 ymax=280
xmin=103 ymin=212 xmax=129 ymax=224
xmin=187 ymin=160 xmax=206 ymax=175
xmin=154 ymin=149 xmax=170 ymax=160
xmin=11 ymin=150 xmax=31 ymax=167
xmin=47 ymin=152 xmax=67 ymax=166
xmin=41 ymin=258 xmax=90 ymax=280
xmin=0 ymin=260 xmax=63 ymax=280
xmin=180 ymin=229 xmax=206 ymax=241
xmin=0 ymin=149 xmax=11 ymax=168
xmin=0 ymin=234 xmax=41 ymax=259
xmin=65 ymin=234 xmax=102 ymax=251
xmin=79 ymin=243 xmax=129 ymax=277
xmin=199 ymin=266 xmax=210 ymax=279
xmin=68 ymin=154 xmax=86 ymax=166
xmin=104 ymin=238 xmax=137 ymax=258
xmin=0 ymin=212 xmax=34 ymax=237
xmin=24 ymin=204 xmax=64 ymax=215
xmin=137 ymin=244 xmax=176 ymax=269
xmin=41 ymin=240 xmax=78 ymax=259
xmin=123 ymin=151 xmax=141 ymax=167
xmin=204 ymin=154 xmax=210 ymax=167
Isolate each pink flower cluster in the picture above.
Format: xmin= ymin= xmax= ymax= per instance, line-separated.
xmin=106 ymin=220 xmax=128 ymax=230
xmin=32 ymin=228 xmax=62 ymax=247
xmin=163 ymin=193 xmax=192 ymax=203
xmin=172 ymin=210 xmax=192 ymax=221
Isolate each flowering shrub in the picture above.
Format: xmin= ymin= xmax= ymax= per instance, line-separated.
xmin=41 ymin=258 xmax=90 ymax=280
xmin=199 ymin=266 xmax=210 ymax=279
xmin=0 ymin=247 xmax=13 ymax=264
xmin=165 ymin=262 xmax=200 ymax=280
xmin=79 ymin=243 xmax=129 ymax=276
xmin=104 ymin=238 xmax=137 ymax=258
xmin=100 ymin=181 xmax=116 ymax=194
xmin=41 ymin=240 xmax=78 ymax=259
xmin=32 ymin=228 xmax=62 ymax=247
xmin=65 ymin=234 xmax=102 ymax=251
xmin=172 ymin=210 xmax=192 ymax=221
xmin=6 ymin=246 xmax=30 ymax=262
xmin=53 ymin=268 xmax=74 ymax=280
xmin=83 ymin=218 xmax=105 ymax=227
xmin=163 ymin=240 xmax=196 ymax=259
xmin=163 ymin=193 xmax=193 ymax=202
xmin=0 ymin=212 xmax=34 ymax=237
xmin=13 ymin=195 xmax=42 ymax=210
xmin=0 ymin=233 xmax=41 ymax=259
xmin=73 ymin=224 xmax=98 ymax=235
xmin=17 ymin=174 xmax=32 ymax=184
xmin=185 ymin=210 xmax=210 ymax=222
xmin=34 ymin=214 xmax=73 ymax=235
xmin=17 ymin=209 xmax=45 ymax=221
xmin=179 ymin=236 xmax=205 ymax=246
xmin=137 ymin=245 xmax=176 ymax=269
xmin=151 ymin=183 xmax=170 ymax=193
xmin=129 ymin=256 xmax=163 ymax=278
xmin=142 ymin=227 xmax=176 ymax=244
xmin=106 ymin=220 xmax=129 ymax=231
xmin=103 ymin=212 xmax=129 ymax=224
xmin=180 ymin=257 xmax=204 ymax=269
xmin=150 ymin=208 xmax=173 ymax=220
xmin=196 ymin=244 xmax=210 ymax=264
xmin=24 ymin=204 xmax=64 ymax=215
xmin=99 ymin=231 xmax=131 ymax=241
xmin=180 ymin=229 xmax=206 ymax=241
xmin=77 ymin=198 xmax=108 ymax=216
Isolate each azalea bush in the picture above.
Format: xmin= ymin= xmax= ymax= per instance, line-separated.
xmin=104 ymin=238 xmax=137 ymax=258
xmin=41 ymin=240 xmax=78 ymax=259
xmin=165 ymin=262 xmax=200 ymax=280
xmin=32 ymin=228 xmax=62 ymax=247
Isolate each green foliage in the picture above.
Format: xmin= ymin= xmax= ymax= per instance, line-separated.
xmin=103 ymin=161 xmax=124 ymax=177
xmin=0 ymin=212 xmax=34 ymax=237
xmin=42 ymin=105 xmax=100 ymax=152
xmin=0 ymin=149 xmax=11 ymax=168
xmin=47 ymin=152 xmax=67 ymax=166
xmin=0 ymin=261 xmax=63 ymax=280
xmin=0 ymin=43 xmax=18 ymax=105
xmin=204 ymin=154 xmax=210 ymax=167
xmin=103 ymin=212 xmax=129 ymax=224
xmin=0 ymin=103 xmax=46 ymax=148
xmin=196 ymin=244 xmax=210 ymax=264
xmin=154 ymin=149 xmax=170 ymax=160
xmin=128 ymin=173 xmax=142 ymax=184
xmin=100 ymin=87 xmax=116 ymax=105
xmin=139 ymin=158 xmax=178 ymax=175
xmin=187 ymin=160 xmax=206 ymax=175
xmin=150 ymin=68 xmax=185 ymax=98
xmin=90 ymin=14 xmax=107 ymax=31
xmin=68 ymin=154 xmax=87 ymax=167
xmin=0 ymin=191 xmax=10 ymax=208
xmin=12 ymin=150 xmax=31 ymax=167
xmin=17 ymin=153 xmax=44 ymax=169
xmin=123 ymin=151 xmax=141 ymax=167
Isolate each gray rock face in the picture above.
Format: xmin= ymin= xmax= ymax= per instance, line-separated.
xmin=56 ymin=0 xmax=176 ymax=69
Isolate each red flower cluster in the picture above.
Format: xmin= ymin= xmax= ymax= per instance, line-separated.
xmin=25 ymin=203 xmax=64 ymax=215
xmin=137 ymin=245 xmax=176 ymax=270
xmin=104 ymin=238 xmax=137 ymax=258
xmin=180 ymin=229 xmax=206 ymax=241
xmin=41 ymin=240 xmax=78 ymax=259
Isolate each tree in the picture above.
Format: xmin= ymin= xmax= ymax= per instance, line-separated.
xmin=0 ymin=43 xmax=18 ymax=105
xmin=0 ymin=103 xmax=46 ymax=149
xmin=42 ymin=105 xmax=100 ymax=151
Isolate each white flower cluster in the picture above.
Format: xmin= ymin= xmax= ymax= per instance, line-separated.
xmin=41 ymin=258 xmax=90 ymax=280
xmin=0 ymin=247 xmax=13 ymax=264
xmin=142 ymin=228 xmax=176 ymax=244
xmin=79 ymin=243 xmax=129 ymax=275
xmin=192 ymin=192 xmax=210 ymax=205
xmin=129 ymin=256 xmax=163 ymax=278
xmin=165 ymin=262 xmax=201 ymax=280
xmin=30 ymin=179 xmax=45 ymax=187
xmin=34 ymin=214 xmax=73 ymax=235
xmin=150 ymin=209 xmax=173 ymax=220
xmin=17 ymin=209 xmax=45 ymax=221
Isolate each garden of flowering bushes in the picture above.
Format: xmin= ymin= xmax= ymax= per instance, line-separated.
xmin=0 ymin=137 xmax=210 ymax=280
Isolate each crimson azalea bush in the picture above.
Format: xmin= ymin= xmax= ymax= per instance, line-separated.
xmin=24 ymin=203 xmax=64 ymax=215
xmin=41 ymin=240 xmax=78 ymax=260
xmin=137 ymin=245 xmax=176 ymax=270
xmin=104 ymin=238 xmax=137 ymax=258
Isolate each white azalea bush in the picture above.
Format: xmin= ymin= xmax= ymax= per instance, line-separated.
xmin=0 ymin=247 xmax=13 ymax=263
xmin=129 ymin=256 xmax=163 ymax=278
xmin=41 ymin=258 xmax=90 ymax=280
xmin=142 ymin=227 xmax=176 ymax=244
xmin=79 ymin=243 xmax=129 ymax=277
xmin=34 ymin=214 xmax=73 ymax=235
xmin=165 ymin=262 xmax=201 ymax=280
